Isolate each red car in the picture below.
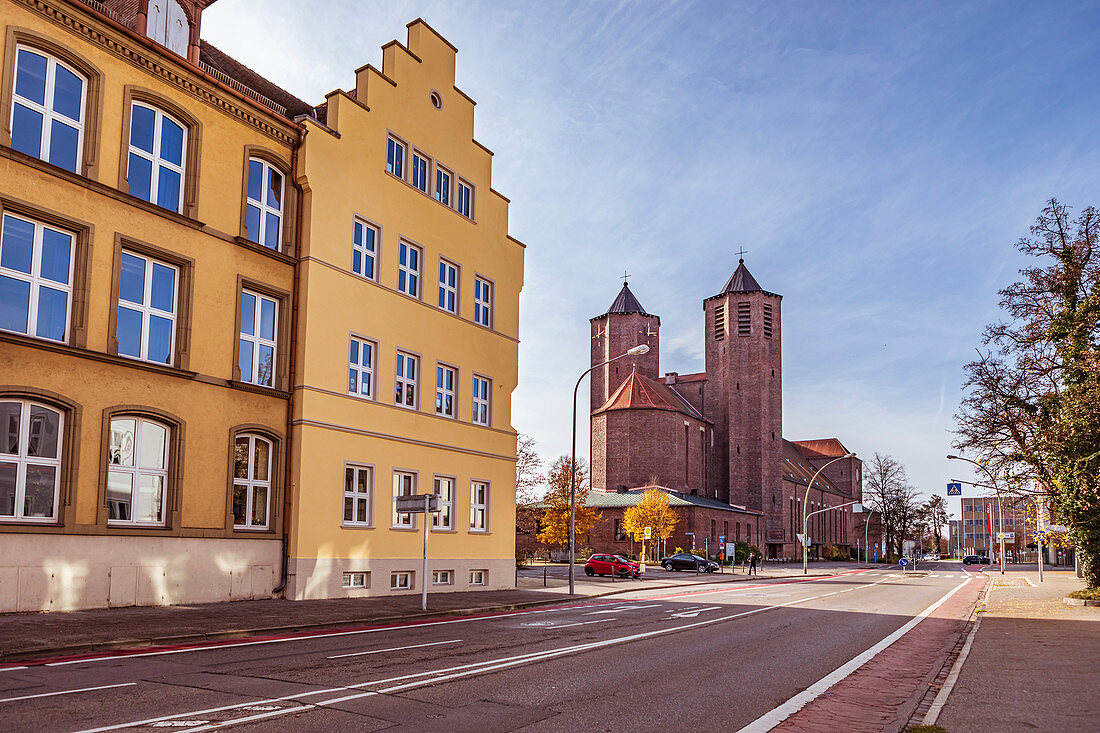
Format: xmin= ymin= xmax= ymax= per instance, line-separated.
xmin=584 ymin=554 xmax=641 ymax=578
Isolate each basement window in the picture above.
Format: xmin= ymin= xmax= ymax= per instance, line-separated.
xmin=342 ymin=572 xmax=368 ymax=589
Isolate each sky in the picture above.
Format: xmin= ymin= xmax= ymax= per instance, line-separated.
xmin=204 ymin=1 xmax=1100 ymax=516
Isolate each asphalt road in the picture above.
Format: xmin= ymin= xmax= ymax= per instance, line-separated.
xmin=0 ymin=566 xmax=974 ymax=732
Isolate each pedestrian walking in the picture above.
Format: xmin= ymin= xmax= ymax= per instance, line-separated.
xmin=748 ymin=552 xmax=758 ymax=576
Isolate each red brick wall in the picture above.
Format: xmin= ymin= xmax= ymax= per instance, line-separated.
xmin=595 ymin=408 xmax=707 ymax=493
xmin=590 ymin=312 xmax=661 ymax=412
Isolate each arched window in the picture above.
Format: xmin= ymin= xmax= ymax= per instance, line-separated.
xmin=245 ymin=158 xmax=284 ymax=249
xmin=233 ymin=433 xmax=271 ymax=529
xmin=127 ymin=102 xmax=186 ymax=213
xmin=146 ymin=0 xmax=189 ymax=57
xmin=107 ymin=416 xmax=169 ymax=525
xmin=10 ymin=46 xmax=86 ymax=173
xmin=0 ymin=399 xmax=62 ymax=521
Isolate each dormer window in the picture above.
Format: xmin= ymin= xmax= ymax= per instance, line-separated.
xmin=146 ymin=1 xmax=190 ymax=57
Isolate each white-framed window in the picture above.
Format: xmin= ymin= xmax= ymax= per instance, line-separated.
xmin=386 ymin=136 xmax=405 ymax=178
xmin=432 ymin=569 xmax=452 ymax=585
xmin=391 ymin=571 xmax=412 ymax=590
xmin=127 ymin=101 xmax=186 ymax=213
xmin=239 ymin=289 xmax=277 ymax=387
xmin=437 ymin=259 xmax=458 ymax=313
xmin=470 ymin=480 xmax=489 ymax=532
xmin=348 ymin=336 xmax=375 ymax=399
xmin=233 ymin=433 xmax=271 ymax=529
xmin=0 ymin=213 xmax=74 ymax=343
xmin=352 ymin=218 xmax=378 ymax=280
xmin=0 ymin=399 xmax=62 ymax=521
xmin=116 ymin=251 xmax=176 ymax=365
xmin=411 ymin=151 xmax=429 ymax=193
xmin=435 ymin=364 xmax=456 ymax=418
xmin=432 ymin=475 xmax=454 ymax=530
xmin=471 ymin=375 xmax=490 ymax=427
xmin=435 ymin=167 xmax=451 ymax=205
xmin=457 ymin=179 xmax=473 ymax=218
xmin=344 ymin=463 xmax=372 ymax=526
xmin=395 ymin=351 xmax=418 ymax=409
xmin=342 ymin=571 xmax=368 ymax=589
xmin=10 ymin=46 xmax=85 ymax=173
xmin=473 ymin=277 xmax=492 ymax=328
xmin=107 ymin=416 xmax=169 ymax=525
xmin=245 ymin=158 xmax=283 ymax=250
xmin=469 ymin=569 xmax=486 ymax=586
xmin=397 ymin=241 xmax=420 ymax=298
xmin=392 ymin=470 xmax=415 ymax=527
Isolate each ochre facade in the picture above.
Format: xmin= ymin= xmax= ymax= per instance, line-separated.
xmin=0 ymin=0 xmax=522 ymax=610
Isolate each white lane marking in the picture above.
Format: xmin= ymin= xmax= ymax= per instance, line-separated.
xmin=1023 ymin=577 xmax=1036 ymax=587
xmin=31 ymin=570 xmax=876 ymax=670
xmin=327 ymin=639 xmax=462 ymax=660
xmin=76 ymin=575 xmax=893 ymax=733
xmin=544 ymin=619 xmax=613 ymax=630
xmin=0 ymin=682 xmax=136 ymax=704
xmin=0 ymin=667 xmax=27 ymax=673
xmin=735 ymin=575 xmax=974 ymax=733
xmin=667 ymin=606 xmax=721 ymax=619
xmin=581 ymin=603 xmax=663 ymax=616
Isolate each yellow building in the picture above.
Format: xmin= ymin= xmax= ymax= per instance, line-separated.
xmin=289 ymin=21 xmax=524 ymax=598
xmin=0 ymin=0 xmax=304 ymax=610
xmin=0 ymin=1 xmax=523 ymax=608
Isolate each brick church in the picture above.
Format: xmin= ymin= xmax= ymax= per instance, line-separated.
xmin=588 ymin=258 xmax=864 ymax=560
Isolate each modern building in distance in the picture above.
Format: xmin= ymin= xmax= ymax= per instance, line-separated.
xmin=0 ymin=0 xmax=523 ymax=610
xmin=289 ymin=21 xmax=523 ymax=598
xmin=587 ymin=262 xmax=863 ymax=560
xmin=959 ymin=495 xmax=1035 ymax=562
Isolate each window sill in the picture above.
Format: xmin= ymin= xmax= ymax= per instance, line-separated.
xmin=229 ymin=379 xmax=292 ymax=399
xmin=384 ymin=170 xmax=476 ymax=224
xmin=232 ymin=526 xmax=275 ymax=534
xmin=341 ymin=523 xmax=375 ymax=530
xmin=430 ymin=528 xmax=458 ymax=534
xmin=468 ymin=529 xmax=491 ymax=535
xmin=1 ymin=330 xmax=199 ymax=380
xmin=233 ymin=236 xmax=295 ymax=265
xmin=390 ymin=525 xmax=418 ymax=532
xmin=107 ymin=522 xmax=169 ymax=530
xmin=0 ymin=518 xmax=62 ymax=526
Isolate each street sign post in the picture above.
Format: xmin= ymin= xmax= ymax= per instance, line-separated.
xmin=394 ymin=494 xmax=440 ymax=611
xmin=997 ymin=532 xmax=1014 ymax=540
xmin=947 ymin=482 xmax=962 ymax=496
xmin=899 ymin=557 xmax=910 ymax=574
xmin=796 ymin=533 xmax=810 ymax=548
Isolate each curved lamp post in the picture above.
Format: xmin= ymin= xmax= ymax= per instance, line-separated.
xmin=568 ymin=344 xmax=650 ymax=594
xmin=802 ymin=452 xmax=857 ymax=574
xmin=947 ymin=454 xmax=1005 ymax=574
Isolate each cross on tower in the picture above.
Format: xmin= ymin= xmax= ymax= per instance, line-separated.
xmin=621 ymin=270 xmax=631 ymax=285
xmin=735 ymin=247 xmax=749 ymax=262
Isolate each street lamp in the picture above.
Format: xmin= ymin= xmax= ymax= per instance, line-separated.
xmin=947 ymin=454 xmax=1006 ymax=575
xmin=802 ymin=453 xmax=857 ymax=574
xmin=854 ymin=503 xmax=874 ymax=567
xmin=568 ymin=343 xmax=650 ymax=594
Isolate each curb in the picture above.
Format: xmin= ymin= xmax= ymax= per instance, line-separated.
xmin=1063 ymin=596 xmax=1100 ymax=607
xmin=0 ymin=570 xmax=846 ymax=663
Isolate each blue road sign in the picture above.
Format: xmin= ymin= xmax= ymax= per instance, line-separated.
xmin=899 ymin=557 xmax=910 ymax=567
xmin=947 ymin=482 xmax=963 ymax=496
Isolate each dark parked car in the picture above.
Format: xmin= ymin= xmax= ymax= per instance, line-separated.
xmin=962 ymin=555 xmax=991 ymax=565
xmin=660 ymin=552 xmax=719 ymax=572
xmin=584 ymin=554 xmax=641 ymax=578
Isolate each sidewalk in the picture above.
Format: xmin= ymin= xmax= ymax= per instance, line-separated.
xmin=0 ymin=563 xmax=852 ymax=663
xmin=934 ymin=567 xmax=1099 ymax=732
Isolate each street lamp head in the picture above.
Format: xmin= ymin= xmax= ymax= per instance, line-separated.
xmin=844 ymin=452 xmax=856 ymax=459
xmin=947 ymin=454 xmax=960 ymax=460
xmin=626 ymin=344 xmax=650 ymax=356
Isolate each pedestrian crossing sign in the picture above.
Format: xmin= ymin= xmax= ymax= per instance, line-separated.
xmin=947 ymin=482 xmax=962 ymax=496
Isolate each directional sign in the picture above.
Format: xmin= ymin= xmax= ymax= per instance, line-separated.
xmin=725 ymin=543 xmax=736 ymax=556
xmin=395 ymin=494 xmax=439 ymax=513
xmin=997 ymin=532 xmax=1015 ymax=540
xmin=796 ymin=533 xmax=810 ymax=547
xmin=899 ymin=557 xmax=910 ymax=567
xmin=947 ymin=482 xmax=963 ymax=496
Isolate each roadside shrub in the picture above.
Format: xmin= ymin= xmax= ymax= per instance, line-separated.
xmin=1068 ymin=588 xmax=1100 ymax=600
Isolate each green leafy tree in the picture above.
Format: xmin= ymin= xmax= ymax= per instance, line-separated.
xmin=955 ymin=200 xmax=1100 ymax=588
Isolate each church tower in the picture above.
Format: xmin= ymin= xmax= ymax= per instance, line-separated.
xmin=702 ymin=259 xmax=782 ymax=511
xmin=590 ymin=282 xmax=660 ymax=410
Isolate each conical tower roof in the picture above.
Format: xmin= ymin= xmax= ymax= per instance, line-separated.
xmin=719 ymin=258 xmax=763 ymax=294
xmin=602 ymin=282 xmax=649 ymax=316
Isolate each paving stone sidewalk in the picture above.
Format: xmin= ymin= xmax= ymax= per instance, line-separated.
xmin=0 ymin=563 xmax=847 ymax=662
xmin=934 ymin=567 xmax=1099 ymax=733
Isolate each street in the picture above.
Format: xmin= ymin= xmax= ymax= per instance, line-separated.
xmin=0 ymin=566 xmax=983 ymax=732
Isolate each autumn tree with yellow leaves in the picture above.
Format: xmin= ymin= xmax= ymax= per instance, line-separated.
xmin=537 ymin=457 xmax=602 ymax=549
xmin=623 ymin=486 xmax=679 ymax=544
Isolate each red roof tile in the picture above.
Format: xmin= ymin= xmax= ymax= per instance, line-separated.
xmin=595 ymin=371 xmax=706 ymax=421
xmin=791 ymin=438 xmax=851 ymax=459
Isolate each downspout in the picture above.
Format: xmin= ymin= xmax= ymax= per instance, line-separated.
xmin=274 ymin=122 xmax=307 ymax=595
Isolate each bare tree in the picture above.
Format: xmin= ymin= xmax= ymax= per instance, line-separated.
xmin=515 ymin=434 xmax=543 ymax=536
xmin=863 ymin=453 xmax=907 ymax=558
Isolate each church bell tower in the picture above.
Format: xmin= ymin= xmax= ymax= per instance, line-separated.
xmin=590 ymin=281 xmax=660 ymax=411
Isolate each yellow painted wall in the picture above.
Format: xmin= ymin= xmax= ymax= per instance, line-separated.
xmin=0 ymin=0 xmax=294 ymax=539
xmin=290 ymin=21 xmax=522 ymax=579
